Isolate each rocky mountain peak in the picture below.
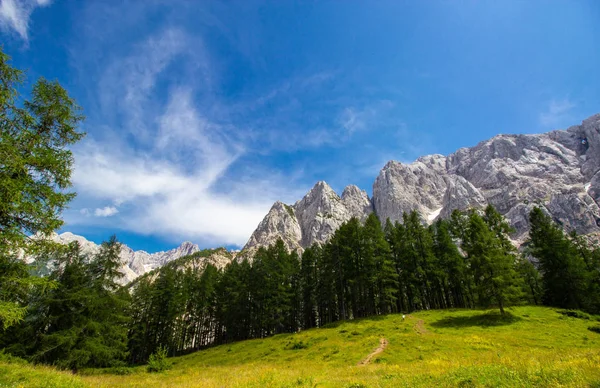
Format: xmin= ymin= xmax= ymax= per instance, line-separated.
xmin=241 ymin=201 xmax=303 ymax=259
xmin=244 ymin=113 xmax=600 ymax=252
xmin=341 ymin=185 xmax=373 ymax=222
xmin=175 ymin=241 xmax=200 ymax=256
xmin=301 ymin=181 xmax=339 ymax=202
xmin=26 ymin=233 xmax=232 ymax=284
xmin=241 ymin=181 xmax=373 ymax=256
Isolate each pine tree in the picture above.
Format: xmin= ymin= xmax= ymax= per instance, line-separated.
xmin=0 ymin=48 xmax=84 ymax=329
xmin=528 ymin=207 xmax=588 ymax=310
xmin=463 ymin=210 xmax=523 ymax=315
xmin=300 ymin=246 xmax=318 ymax=329
xmin=432 ymin=219 xmax=468 ymax=308
xmin=84 ymin=236 xmax=130 ymax=366
xmin=515 ymin=256 xmax=542 ymax=305
xmin=363 ymin=213 xmax=398 ymax=314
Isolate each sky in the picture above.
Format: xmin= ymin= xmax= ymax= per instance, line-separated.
xmin=1 ymin=0 xmax=599 ymax=253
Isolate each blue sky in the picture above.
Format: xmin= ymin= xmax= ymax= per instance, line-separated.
xmin=1 ymin=0 xmax=599 ymax=252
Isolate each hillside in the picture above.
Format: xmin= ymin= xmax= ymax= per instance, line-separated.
xmin=4 ymin=306 xmax=598 ymax=387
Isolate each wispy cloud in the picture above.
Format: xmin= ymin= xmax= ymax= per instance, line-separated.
xmin=0 ymin=0 xmax=51 ymax=41
xmin=61 ymin=3 xmax=414 ymax=248
xmin=94 ymin=206 xmax=119 ymax=217
xmin=66 ymin=25 xmax=302 ymax=247
xmin=539 ymin=98 xmax=576 ymax=128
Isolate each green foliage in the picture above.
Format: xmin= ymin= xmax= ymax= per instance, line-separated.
xmin=0 ymin=47 xmax=83 ymax=330
xmin=126 ymin=205 xmax=542 ymax=363
xmin=286 ymin=340 xmax=309 ymax=350
xmin=461 ymin=206 xmax=524 ymax=315
xmin=557 ymin=309 xmax=600 ymax=321
xmin=528 ymin=207 xmax=600 ymax=313
xmin=588 ymin=325 xmax=600 ymax=334
xmin=0 ymin=356 xmax=84 ymax=388
xmin=147 ymin=346 xmax=171 ymax=373
xmin=1 ymin=237 xmax=130 ymax=371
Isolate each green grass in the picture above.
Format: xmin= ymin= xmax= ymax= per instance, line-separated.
xmin=0 ymin=356 xmax=84 ymax=388
xmin=4 ymin=306 xmax=600 ymax=387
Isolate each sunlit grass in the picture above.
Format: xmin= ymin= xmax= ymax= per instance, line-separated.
xmin=3 ymin=306 xmax=600 ymax=387
xmin=0 ymin=359 xmax=84 ymax=388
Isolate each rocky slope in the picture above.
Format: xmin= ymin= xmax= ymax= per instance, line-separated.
xmin=34 ymin=233 xmax=234 ymax=284
xmin=241 ymin=182 xmax=373 ymax=258
xmin=243 ymin=113 xmax=600 ymax=254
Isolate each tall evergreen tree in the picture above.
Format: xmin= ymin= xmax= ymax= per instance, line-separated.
xmin=528 ymin=207 xmax=588 ymax=310
xmin=462 ymin=209 xmax=522 ymax=315
xmin=0 ymin=48 xmax=84 ymax=329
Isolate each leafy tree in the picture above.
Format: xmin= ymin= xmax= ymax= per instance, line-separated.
xmin=432 ymin=219 xmax=469 ymax=308
xmin=363 ymin=213 xmax=398 ymax=314
xmin=0 ymin=48 xmax=84 ymax=329
xmin=528 ymin=207 xmax=589 ymax=310
xmin=515 ymin=256 xmax=542 ymax=305
xmin=462 ymin=208 xmax=523 ymax=315
xmin=26 ymin=238 xmax=130 ymax=370
xmin=300 ymin=246 xmax=318 ymax=329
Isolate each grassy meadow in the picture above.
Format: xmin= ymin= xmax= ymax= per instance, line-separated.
xmin=2 ymin=306 xmax=600 ymax=387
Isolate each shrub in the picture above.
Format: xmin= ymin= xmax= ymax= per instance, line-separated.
xmin=588 ymin=325 xmax=600 ymax=334
xmin=0 ymin=350 xmax=27 ymax=365
xmin=147 ymin=346 xmax=171 ymax=373
xmin=557 ymin=309 xmax=600 ymax=321
xmin=287 ymin=340 xmax=309 ymax=350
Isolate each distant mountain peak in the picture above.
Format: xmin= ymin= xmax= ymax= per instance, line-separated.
xmin=29 ymin=233 xmax=232 ymax=284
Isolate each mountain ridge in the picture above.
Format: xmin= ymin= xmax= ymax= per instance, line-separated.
xmin=242 ymin=113 xmax=600 ymax=255
xmin=35 ymin=232 xmax=235 ymax=283
xmin=45 ymin=113 xmax=600 ymax=271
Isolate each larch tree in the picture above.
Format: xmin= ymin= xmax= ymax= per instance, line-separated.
xmin=0 ymin=48 xmax=84 ymax=329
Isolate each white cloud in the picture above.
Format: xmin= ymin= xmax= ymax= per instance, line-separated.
xmin=71 ymin=140 xmax=280 ymax=246
xmin=338 ymin=100 xmax=395 ymax=135
xmin=0 ymin=0 xmax=51 ymax=41
xmin=94 ymin=206 xmax=119 ymax=217
xmin=539 ymin=98 xmax=575 ymax=128
xmin=339 ymin=107 xmax=367 ymax=134
xmin=63 ymin=8 xmax=407 ymax=248
xmin=66 ymin=27 xmax=301 ymax=247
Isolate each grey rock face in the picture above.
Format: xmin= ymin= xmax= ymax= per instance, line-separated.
xmin=246 ymin=113 xmax=600 ymax=251
xmin=241 ymin=201 xmax=303 ymax=259
xmin=341 ymin=185 xmax=373 ymax=222
xmin=374 ymin=114 xmax=600 ymax=239
xmin=37 ymin=232 xmax=233 ymax=284
xmin=438 ymin=175 xmax=486 ymax=220
xmin=373 ymin=155 xmax=448 ymax=224
xmin=241 ymin=181 xmax=374 ymax=256
xmin=294 ymin=181 xmax=354 ymax=247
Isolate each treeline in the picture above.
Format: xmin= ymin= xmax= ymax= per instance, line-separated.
xmin=124 ymin=206 xmax=600 ymax=363
xmin=1 ymin=237 xmax=129 ymax=370
xmin=3 ymin=206 xmax=600 ymax=369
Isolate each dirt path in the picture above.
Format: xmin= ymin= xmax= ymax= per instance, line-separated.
xmin=357 ymin=338 xmax=388 ymax=366
xmin=414 ymin=319 xmax=428 ymax=335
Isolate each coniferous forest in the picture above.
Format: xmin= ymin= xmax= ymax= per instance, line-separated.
xmin=1 ymin=46 xmax=600 ymax=374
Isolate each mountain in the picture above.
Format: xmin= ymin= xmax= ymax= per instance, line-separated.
xmin=243 ymin=113 xmax=600 ymax=254
xmin=33 ymin=232 xmax=234 ymax=283
xmin=241 ymin=182 xmax=373 ymax=258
